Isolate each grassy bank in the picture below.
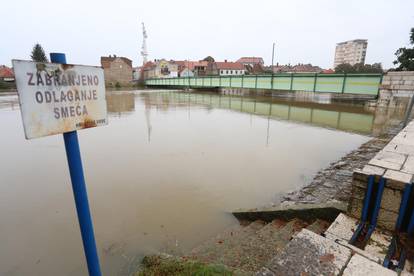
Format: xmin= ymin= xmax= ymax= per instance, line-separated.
xmin=136 ymin=255 xmax=235 ymax=276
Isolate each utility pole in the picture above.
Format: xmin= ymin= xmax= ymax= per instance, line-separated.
xmin=271 ymin=42 xmax=275 ymax=90
xmin=187 ymin=59 xmax=190 ymax=90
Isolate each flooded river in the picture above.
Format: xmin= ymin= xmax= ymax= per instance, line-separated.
xmin=0 ymin=90 xmax=406 ymax=275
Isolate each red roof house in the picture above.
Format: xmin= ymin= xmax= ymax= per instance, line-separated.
xmin=236 ymin=57 xmax=264 ymax=66
xmin=0 ymin=65 xmax=15 ymax=81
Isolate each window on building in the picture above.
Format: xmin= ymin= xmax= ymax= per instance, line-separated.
xmin=221 ymin=70 xmax=224 ymax=74
xmin=230 ymin=70 xmax=233 ymax=74
xmin=160 ymin=65 xmax=170 ymax=76
xmin=226 ymin=70 xmax=228 ymax=74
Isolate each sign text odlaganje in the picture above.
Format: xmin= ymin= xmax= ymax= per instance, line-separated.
xmin=13 ymin=60 xmax=108 ymax=139
xmin=28 ymin=72 xmax=99 ymax=119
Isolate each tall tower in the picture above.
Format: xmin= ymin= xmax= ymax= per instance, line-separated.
xmin=141 ymin=22 xmax=148 ymax=65
xmin=334 ymin=39 xmax=367 ymax=68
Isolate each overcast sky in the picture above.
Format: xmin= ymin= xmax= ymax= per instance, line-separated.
xmin=2 ymin=0 xmax=413 ymax=69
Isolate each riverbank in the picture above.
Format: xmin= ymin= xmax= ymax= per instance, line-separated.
xmin=280 ymin=121 xmax=403 ymax=206
xmin=136 ymin=119 xmax=413 ymax=275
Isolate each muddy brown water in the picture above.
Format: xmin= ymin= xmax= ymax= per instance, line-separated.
xmin=0 ymin=90 xmax=406 ymax=275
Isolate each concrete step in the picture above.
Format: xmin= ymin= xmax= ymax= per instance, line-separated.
xmin=257 ymin=228 xmax=352 ymax=276
xmin=188 ymin=220 xmax=266 ymax=263
xmin=402 ymin=257 xmax=414 ymax=275
xmin=324 ymin=213 xmax=392 ymax=263
xmin=343 ymin=254 xmax=397 ymax=276
xmin=218 ymin=218 xmax=307 ymax=272
xmin=306 ymin=219 xmax=330 ymax=235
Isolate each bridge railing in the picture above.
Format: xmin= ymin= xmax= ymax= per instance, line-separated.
xmin=145 ymin=73 xmax=383 ymax=95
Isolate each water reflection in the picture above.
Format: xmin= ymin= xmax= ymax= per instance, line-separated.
xmin=106 ymin=92 xmax=135 ymax=115
xmin=140 ymin=90 xmax=407 ymax=137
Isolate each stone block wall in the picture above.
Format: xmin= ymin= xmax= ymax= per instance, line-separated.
xmin=101 ymin=56 xmax=133 ymax=86
xmin=379 ymin=71 xmax=414 ymax=100
xmin=348 ymin=121 xmax=414 ymax=231
xmin=104 ymin=58 xmax=132 ymax=86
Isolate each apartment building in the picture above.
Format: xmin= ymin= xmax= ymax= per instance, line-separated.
xmin=333 ymin=39 xmax=368 ymax=68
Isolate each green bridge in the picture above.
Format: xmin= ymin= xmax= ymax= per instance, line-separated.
xmin=145 ymin=73 xmax=383 ymax=96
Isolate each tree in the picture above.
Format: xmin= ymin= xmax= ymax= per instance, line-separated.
xmin=393 ymin=28 xmax=414 ymax=71
xmin=334 ymin=63 xmax=355 ymax=73
xmin=335 ymin=63 xmax=383 ymax=73
xmin=371 ymin=63 xmax=383 ymax=72
xmin=30 ymin=43 xmax=48 ymax=62
xmin=203 ymin=56 xmax=215 ymax=63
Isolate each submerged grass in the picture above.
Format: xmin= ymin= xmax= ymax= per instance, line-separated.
xmin=137 ymin=255 xmax=234 ymax=276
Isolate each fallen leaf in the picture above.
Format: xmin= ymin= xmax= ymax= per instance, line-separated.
xmin=319 ymin=253 xmax=335 ymax=262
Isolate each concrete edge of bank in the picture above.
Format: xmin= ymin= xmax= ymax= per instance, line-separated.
xmin=232 ymin=202 xmax=347 ymax=223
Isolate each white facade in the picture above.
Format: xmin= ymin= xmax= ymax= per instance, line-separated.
xmin=180 ymin=68 xmax=194 ymax=77
xmin=155 ymin=60 xmax=178 ymax=78
xmin=132 ymin=67 xmax=141 ymax=81
xmin=334 ymin=39 xmax=368 ymax=68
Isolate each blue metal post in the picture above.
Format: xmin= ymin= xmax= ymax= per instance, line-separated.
xmin=361 ymin=175 xmax=375 ymax=221
xmin=395 ymin=184 xmax=412 ymax=231
xmin=50 ymin=53 xmax=102 ymax=276
xmin=370 ymin=177 xmax=386 ymax=227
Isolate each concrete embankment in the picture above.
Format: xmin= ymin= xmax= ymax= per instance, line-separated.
xmin=136 ymin=130 xmax=414 ymax=275
xmin=281 ymin=70 xmax=414 ymax=208
xmin=348 ymin=120 xmax=414 ymax=231
xmin=280 ymin=122 xmax=402 ymax=206
xmin=236 ymin=120 xmax=414 ymax=275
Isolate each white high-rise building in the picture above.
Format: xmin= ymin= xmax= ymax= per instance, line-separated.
xmin=334 ymin=39 xmax=368 ymax=68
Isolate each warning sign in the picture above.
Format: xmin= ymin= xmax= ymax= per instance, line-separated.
xmin=12 ymin=60 xmax=108 ymax=139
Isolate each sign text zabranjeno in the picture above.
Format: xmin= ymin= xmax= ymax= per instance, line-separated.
xmin=12 ymin=60 xmax=108 ymax=139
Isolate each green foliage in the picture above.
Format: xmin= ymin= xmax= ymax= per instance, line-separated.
xmin=335 ymin=63 xmax=383 ymax=73
xmin=115 ymin=82 xmax=121 ymax=88
xmin=393 ymin=28 xmax=414 ymax=71
xmin=30 ymin=43 xmax=48 ymax=62
xmin=334 ymin=63 xmax=355 ymax=73
xmin=0 ymin=81 xmax=16 ymax=90
xmin=137 ymin=255 xmax=233 ymax=276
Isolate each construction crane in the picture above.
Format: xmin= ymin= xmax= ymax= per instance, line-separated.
xmin=141 ymin=22 xmax=148 ymax=65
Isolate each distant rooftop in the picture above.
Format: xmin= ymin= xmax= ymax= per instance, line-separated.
xmin=0 ymin=65 xmax=14 ymax=78
xmin=175 ymin=60 xmax=208 ymax=70
xmin=337 ymin=39 xmax=368 ymax=45
xmin=237 ymin=57 xmax=264 ymax=64
xmin=100 ymin=55 xmax=132 ymax=68
xmin=216 ymin=61 xmax=245 ymax=70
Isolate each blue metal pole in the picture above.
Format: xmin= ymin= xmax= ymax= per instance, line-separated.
xmin=50 ymin=53 xmax=102 ymax=276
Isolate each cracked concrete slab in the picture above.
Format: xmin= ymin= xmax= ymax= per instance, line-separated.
xmin=324 ymin=213 xmax=391 ymax=263
xmin=362 ymin=164 xmax=386 ymax=176
xmin=342 ymin=254 xmax=396 ymax=276
xmin=402 ymin=156 xmax=414 ymax=174
xmin=264 ymin=229 xmax=351 ymax=276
